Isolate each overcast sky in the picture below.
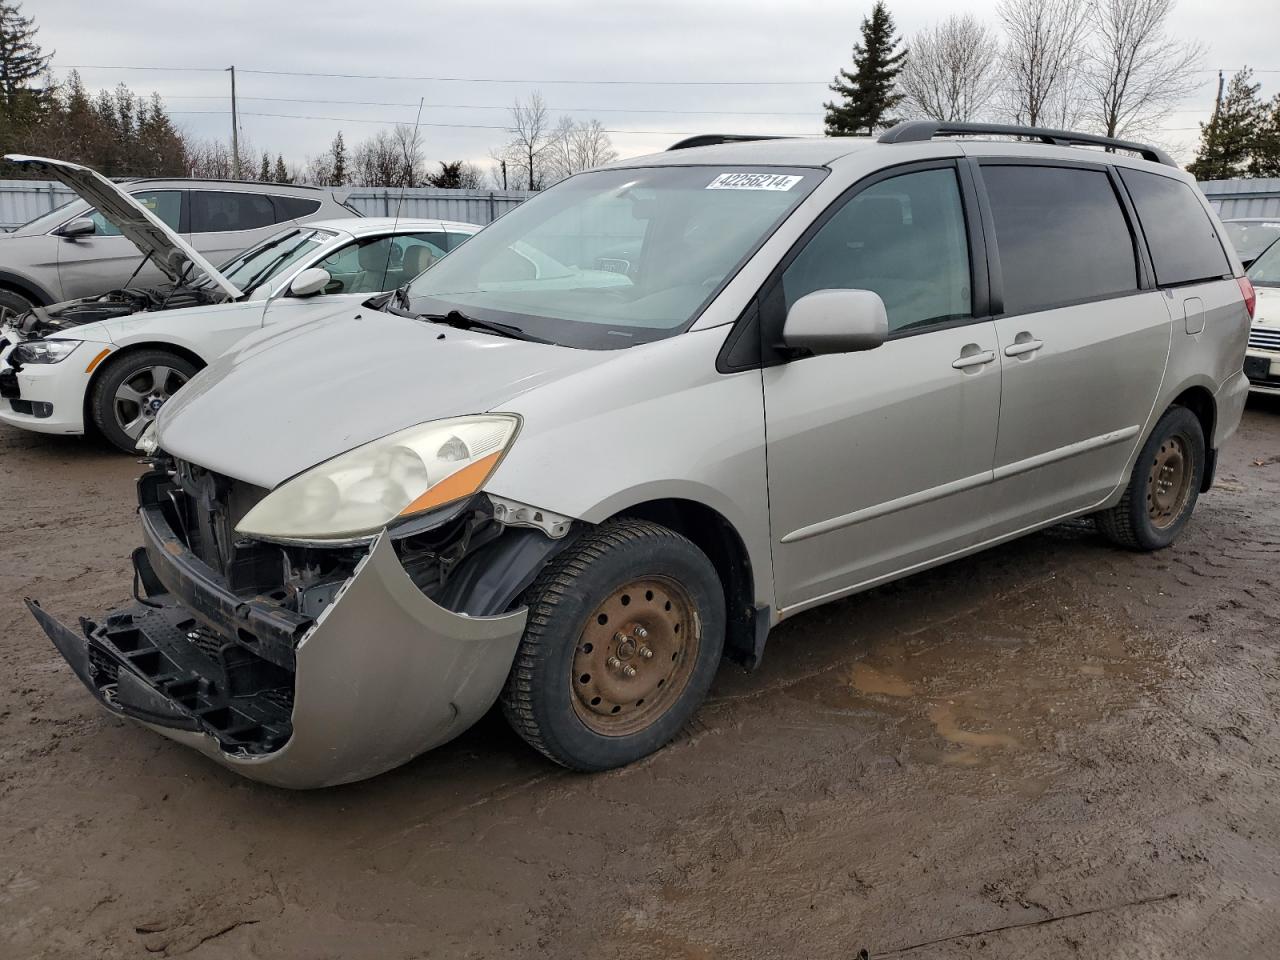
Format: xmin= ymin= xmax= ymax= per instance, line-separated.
xmin=30 ymin=0 xmax=1280 ymax=176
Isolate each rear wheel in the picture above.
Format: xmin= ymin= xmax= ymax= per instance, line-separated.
xmin=1096 ymin=406 xmax=1205 ymax=551
xmin=501 ymin=519 xmax=726 ymax=771
xmin=90 ymin=349 xmax=198 ymax=453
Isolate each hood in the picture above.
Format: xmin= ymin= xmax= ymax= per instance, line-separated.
xmin=156 ymin=308 xmax=608 ymax=488
xmin=3 ymin=155 xmax=241 ymax=299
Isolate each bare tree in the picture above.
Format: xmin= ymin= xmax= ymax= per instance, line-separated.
xmin=1081 ymin=0 xmax=1203 ymax=139
xmin=899 ymin=14 xmax=1001 ymax=122
xmin=495 ymin=92 xmax=559 ymax=190
xmin=391 ymin=123 xmax=426 ymax=187
xmin=352 ymin=130 xmax=399 ymax=186
xmin=997 ymin=0 xmax=1092 ymax=128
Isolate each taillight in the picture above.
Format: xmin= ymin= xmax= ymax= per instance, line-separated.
xmin=1238 ymin=276 xmax=1257 ymax=319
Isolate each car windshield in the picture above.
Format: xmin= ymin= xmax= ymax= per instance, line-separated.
xmin=1247 ymin=237 xmax=1280 ymax=287
xmin=209 ymin=227 xmax=337 ymax=295
xmin=1224 ymin=221 xmax=1280 ymax=262
xmin=404 ymin=165 xmax=823 ymax=349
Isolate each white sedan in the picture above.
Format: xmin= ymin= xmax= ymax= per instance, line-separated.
xmin=0 ymin=157 xmax=478 ymax=451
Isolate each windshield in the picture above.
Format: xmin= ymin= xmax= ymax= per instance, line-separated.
xmin=1224 ymin=221 xmax=1280 ymax=262
xmin=405 ymin=165 xmax=823 ymax=349
xmin=1247 ymin=236 xmax=1280 ymax=287
xmin=211 ymin=227 xmax=337 ymax=295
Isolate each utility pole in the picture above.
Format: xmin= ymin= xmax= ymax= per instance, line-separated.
xmin=1210 ymin=70 xmax=1225 ymax=128
xmin=227 ymin=65 xmax=240 ymax=179
xmin=500 ymin=159 xmax=507 ymax=190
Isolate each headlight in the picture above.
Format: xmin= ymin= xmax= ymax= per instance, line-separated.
xmin=136 ymin=421 xmax=159 ymax=455
xmin=236 ymin=414 xmax=519 ymax=543
xmin=12 ymin=339 xmax=80 ymax=364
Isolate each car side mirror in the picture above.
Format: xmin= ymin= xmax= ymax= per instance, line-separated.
xmin=782 ymin=289 xmax=888 ymax=355
xmin=57 ymin=217 xmax=95 ymax=239
xmin=288 ymin=267 xmax=331 ymax=298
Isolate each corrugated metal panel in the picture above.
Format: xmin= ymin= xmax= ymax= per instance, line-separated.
xmin=0 ymin=180 xmax=534 ymax=230
xmin=1198 ymin=178 xmax=1280 ymax=220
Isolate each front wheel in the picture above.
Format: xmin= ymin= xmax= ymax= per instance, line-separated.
xmin=1096 ymin=405 xmax=1205 ymax=551
xmin=90 ymin=349 xmax=198 ymax=453
xmin=501 ymin=519 xmax=726 ymax=771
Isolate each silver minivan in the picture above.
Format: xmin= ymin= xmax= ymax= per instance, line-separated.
xmin=29 ymin=122 xmax=1253 ymax=788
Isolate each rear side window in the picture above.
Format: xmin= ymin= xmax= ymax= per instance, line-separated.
xmin=271 ymin=195 xmax=322 ymax=221
xmin=190 ymin=191 xmax=276 ymax=233
xmin=982 ymin=165 xmax=1137 ymax=315
xmin=87 ymin=190 xmax=182 ymax=236
xmin=1119 ymin=169 xmax=1231 ymax=286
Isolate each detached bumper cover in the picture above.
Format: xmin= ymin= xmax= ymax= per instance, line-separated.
xmin=28 ymin=514 xmax=526 ymax=789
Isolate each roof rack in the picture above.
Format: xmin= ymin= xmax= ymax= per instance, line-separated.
xmin=666 ymin=134 xmax=790 ymax=151
xmin=877 ymin=121 xmax=1176 ymax=167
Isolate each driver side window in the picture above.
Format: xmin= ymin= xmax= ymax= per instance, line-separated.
xmin=86 ymin=190 xmax=182 ymax=237
xmin=782 ymin=168 xmax=971 ymax=334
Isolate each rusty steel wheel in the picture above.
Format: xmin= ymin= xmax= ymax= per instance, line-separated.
xmin=501 ymin=519 xmax=726 ymax=771
xmin=1096 ymin=405 xmax=1204 ymax=551
xmin=570 ymin=577 xmax=701 ymax=737
xmin=1147 ymin=435 xmax=1193 ymax=530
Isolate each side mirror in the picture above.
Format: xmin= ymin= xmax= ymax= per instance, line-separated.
xmin=57 ymin=217 xmax=95 ymax=239
xmin=782 ymin=289 xmax=888 ymax=355
xmin=288 ymin=267 xmax=331 ymax=298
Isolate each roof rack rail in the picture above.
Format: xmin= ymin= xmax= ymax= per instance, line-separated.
xmin=666 ymin=134 xmax=790 ymax=151
xmin=877 ymin=121 xmax=1175 ymax=167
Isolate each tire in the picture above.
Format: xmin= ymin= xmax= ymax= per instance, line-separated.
xmin=1096 ymin=405 xmax=1205 ymax=551
xmin=90 ymin=349 xmax=198 ymax=454
xmin=501 ymin=518 xmax=726 ymax=771
xmin=0 ymin=287 xmax=34 ymax=320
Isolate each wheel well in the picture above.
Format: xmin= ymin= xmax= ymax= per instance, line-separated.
xmin=82 ymin=342 xmax=206 ymax=434
xmin=0 ymin=277 xmax=51 ymax=307
xmin=614 ymin=498 xmax=764 ymax=669
xmin=1170 ymin=386 xmax=1216 ymax=492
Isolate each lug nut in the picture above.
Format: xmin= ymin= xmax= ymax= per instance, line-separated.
xmin=638 ymin=645 xmax=654 ymax=659
xmin=607 ymin=656 xmax=623 ymax=671
xmin=634 ymin=626 xmax=648 ymax=639
xmin=621 ymin=664 xmax=638 ymax=678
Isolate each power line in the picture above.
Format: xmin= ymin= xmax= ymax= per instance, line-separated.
xmin=167 ymin=108 xmax=820 ymax=137
xmin=163 ymin=95 xmax=821 ymax=117
xmin=57 ymin=63 xmax=829 ymax=85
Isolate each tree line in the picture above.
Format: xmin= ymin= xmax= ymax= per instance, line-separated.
xmin=824 ymin=0 xmax=1279 ymax=179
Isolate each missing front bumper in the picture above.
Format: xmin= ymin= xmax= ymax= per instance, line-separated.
xmin=29 ymin=524 xmax=528 ymax=789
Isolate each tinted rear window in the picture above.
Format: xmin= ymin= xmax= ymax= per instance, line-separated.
xmin=272 ymin=195 xmax=322 ymax=221
xmin=191 ymin=191 xmax=276 ymax=232
xmin=1119 ymin=169 xmax=1230 ymax=286
xmin=983 ymin=164 xmax=1138 ymax=315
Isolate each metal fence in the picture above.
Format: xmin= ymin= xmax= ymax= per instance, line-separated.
xmin=1199 ymin=178 xmax=1280 ymax=219
xmin=0 ymin=180 xmax=535 ymax=230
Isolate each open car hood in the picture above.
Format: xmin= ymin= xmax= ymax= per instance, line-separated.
xmin=4 ymin=154 xmax=242 ymax=299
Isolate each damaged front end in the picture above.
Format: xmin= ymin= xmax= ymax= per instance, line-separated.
xmin=27 ymin=455 xmax=566 ymax=788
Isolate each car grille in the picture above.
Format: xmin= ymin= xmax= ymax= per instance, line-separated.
xmin=1249 ymin=326 xmax=1280 ymax=352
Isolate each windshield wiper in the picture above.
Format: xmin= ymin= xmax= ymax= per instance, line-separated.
xmin=418 ymin=309 xmax=548 ymax=343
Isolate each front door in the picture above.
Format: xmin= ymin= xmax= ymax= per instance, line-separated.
xmin=975 ymin=162 xmax=1172 ymax=533
xmin=762 ymin=163 xmax=1002 ymax=612
xmin=56 ymin=189 xmax=184 ymax=298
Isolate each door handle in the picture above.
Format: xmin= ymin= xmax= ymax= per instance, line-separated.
xmin=951 ymin=350 xmax=996 ymax=369
xmin=1004 ymin=337 xmax=1044 ymax=357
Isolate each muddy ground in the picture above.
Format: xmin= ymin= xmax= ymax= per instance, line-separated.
xmin=2 ymin=399 xmax=1279 ymax=960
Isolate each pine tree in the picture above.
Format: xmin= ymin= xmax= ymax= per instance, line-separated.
xmin=1187 ymin=70 xmax=1265 ymax=181
xmin=824 ymin=1 xmax=907 ymax=136
xmin=0 ymin=2 xmax=50 ymax=113
xmin=259 ymin=152 xmax=270 ymax=182
xmin=328 ymin=131 xmax=348 ymax=186
xmin=1250 ymin=93 xmax=1280 ymax=178
xmin=273 ymin=154 xmax=291 ymax=183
